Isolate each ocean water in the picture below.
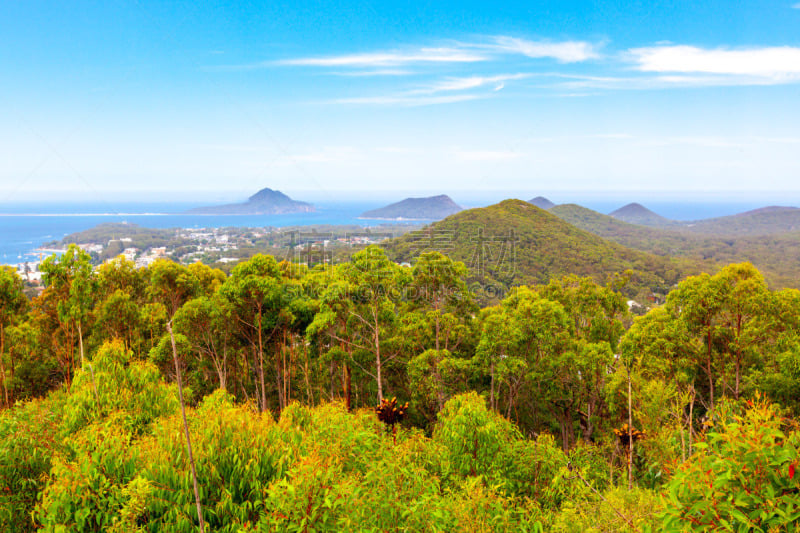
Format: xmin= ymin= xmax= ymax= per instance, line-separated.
xmin=0 ymin=201 xmax=386 ymax=266
xmin=0 ymin=198 xmax=793 ymax=267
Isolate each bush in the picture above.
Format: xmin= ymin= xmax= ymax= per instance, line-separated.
xmin=659 ymin=396 xmax=800 ymax=531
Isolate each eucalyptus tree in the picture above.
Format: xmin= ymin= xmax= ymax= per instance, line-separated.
xmin=172 ymin=294 xmax=236 ymax=392
xmin=95 ymin=255 xmax=145 ymax=303
xmin=40 ymin=245 xmax=97 ymax=371
xmin=145 ymin=258 xmax=200 ymax=318
xmin=475 ymin=305 xmax=516 ymax=414
xmin=0 ymin=267 xmax=27 ymax=407
xmin=403 ymin=251 xmax=476 ymax=412
xmin=220 ymin=254 xmax=285 ymax=412
xmin=308 ymin=246 xmax=410 ymax=404
xmin=664 ymin=262 xmax=774 ymax=410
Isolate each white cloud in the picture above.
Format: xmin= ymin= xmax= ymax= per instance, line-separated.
xmin=277 ymin=36 xmax=601 ymax=71
xmin=490 ymin=36 xmax=601 ymax=62
xmin=278 ymin=47 xmax=486 ymax=67
xmin=414 ymin=74 xmax=529 ymax=94
xmin=793 ymin=2 xmax=800 ymax=8
xmin=628 ymin=45 xmax=800 ymax=82
xmin=330 ymin=73 xmax=527 ymax=106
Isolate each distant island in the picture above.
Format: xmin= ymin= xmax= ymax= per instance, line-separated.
xmin=360 ymin=195 xmax=463 ymax=220
xmin=528 ymin=196 xmax=555 ymax=210
xmin=609 ymin=202 xmax=675 ymax=227
xmin=187 ymin=188 xmax=315 ymax=215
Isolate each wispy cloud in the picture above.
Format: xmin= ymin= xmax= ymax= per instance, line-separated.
xmin=413 ymin=74 xmax=529 ymax=95
xmin=627 ymin=45 xmax=800 ymax=83
xmin=330 ymin=73 xmax=528 ymax=106
xmin=276 ymin=36 xmax=602 ymax=71
xmin=793 ymin=2 xmax=800 ymax=8
xmin=489 ymin=36 xmax=601 ymax=62
xmin=277 ymin=47 xmax=486 ymax=67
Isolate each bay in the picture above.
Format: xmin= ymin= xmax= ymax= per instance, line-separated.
xmin=0 ymin=201 xmax=388 ymax=266
xmin=0 ymin=198 xmax=789 ymax=267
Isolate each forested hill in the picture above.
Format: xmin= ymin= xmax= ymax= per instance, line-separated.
xmin=549 ymin=203 xmax=800 ymax=290
xmin=606 ymin=202 xmax=800 ymax=237
xmin=550 ymin=204 xmax=718 ymax=256
xmin=682 ymin=205 xmax=800 ymax=236
xmin=385 ymin=199 xmax=684 ymax=295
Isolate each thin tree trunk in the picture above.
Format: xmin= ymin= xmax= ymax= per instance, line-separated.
xmin=490 ymin=360 xmax=495 ymax=412
xmin=627 ymin=366 xmax=633 ymax=490
xmin=257 ymin=311 xmax=266 ymax=412
xmin=688 ymin=385 xmax=695 ymax=457
xmin=78 ymin=321 xmax=85 ymax=367
xmin=679 ymin=394 xmax=686 ymax=463
xmin=0 ymin=324 xmax=8 ymax=408
xmin=375 ymin=318 xmax=383 ymax=403
xmin=344 ymin=363 xmax=352 ymax=411
xmin=706 ymin=326 xmax=714 ymax=409
xmin=167 ymin=322 xmax=205 ymax=533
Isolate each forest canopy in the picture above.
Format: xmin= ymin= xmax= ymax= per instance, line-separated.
xmin=2 ymin=246 xmax=800 ymax=531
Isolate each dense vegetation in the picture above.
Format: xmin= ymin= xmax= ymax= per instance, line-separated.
xmin=2 ymin=242 xmax=800 ymax=531
xmin=388 ymin=200 xmax=686 ymax=300
xmin=550 ymin=203 xmax=800 ymax=290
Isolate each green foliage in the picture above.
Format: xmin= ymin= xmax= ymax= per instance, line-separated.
xmin=434 ymin=392 xmax=520 ymax=482
xmin=0 ymin=392 xmax=65 ymax=532
xmin=551 ymin=486 xmax=663 ymax=532
xmin=660 ymin=397 xmax=800 ymax=531
xmin=387 ymin=199 xmax=678 ymax=300
xmin=6 ymin=244 xmax=800 ymax=532
xmin=62 ymin=340 xmax=178 ymax=435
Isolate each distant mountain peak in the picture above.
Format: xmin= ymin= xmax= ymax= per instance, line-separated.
xmin=360 ymin=194 xmax=463 ymax=220
xmin=528 ymin=196 xmax=555 ymax=210
xmin=609 ymin=203 xmax=674 ymax=227
xmin=188 ymin=187 xmax=314 ymax=215
xmin=248 ymin=187 xmax=292 ymax=203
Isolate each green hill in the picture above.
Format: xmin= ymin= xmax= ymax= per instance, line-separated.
xmin=549 ymin=204 xmax=800 ymax=290
xmin=386 ymin=199 xmax=684 ymax=296
xmin=608 ymin=202 xmax=677 ymax=227
xmin=681 ymin=206 xmax=800 ymax=236
xmin=550 ymin=204 xmax=716 ymax=257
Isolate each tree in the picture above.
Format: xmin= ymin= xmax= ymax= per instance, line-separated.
xmin=173 ymin=294 xmax=236 ymax=391
xmin=403 ymin=252 xmax=476 ymax=412
xmin=0 ymin=267 xmax=27 ymax=407
xmin=145 ymin=259 xmax=199 ymax=318
xmin=309 ymin=246 xmax=410 ymax=403
xmin=220 ymin=254 xmax=284 ymax=412
xmin=40 ymin=245 xmax=97 ymax=372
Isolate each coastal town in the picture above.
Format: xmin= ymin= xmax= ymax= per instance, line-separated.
xmin=12 ymin=223 xmax=417 ymax=291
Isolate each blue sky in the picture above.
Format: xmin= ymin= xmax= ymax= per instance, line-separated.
xmin=2 ymin=1 xmax=800 ymax=204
